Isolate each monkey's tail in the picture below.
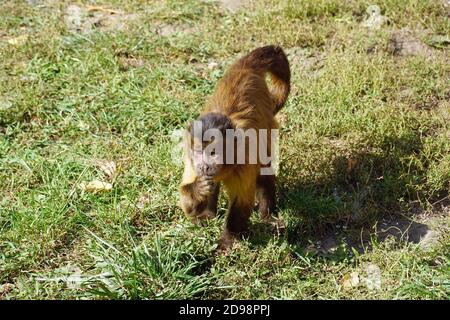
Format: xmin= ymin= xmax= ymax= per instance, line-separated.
xmin=237 ymin=45 xmax=291 ymax=114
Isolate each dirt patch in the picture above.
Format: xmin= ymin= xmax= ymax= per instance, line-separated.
xmin=156 ymin=23 xmax=178 ymax=37
xmin=388 ymin=30 xmax=433 ymax=57
xmin=64 ymin=4 xmax=138 ymax=34
xmin=285 ymin=47 xmax=325 ymax=77
xmin=153 ymin=22 xmax=195 ymax=37
xmin=218 ymin=0 xmax=248 ymax=12
xmin=309 ymin=204 xmax=449 ymax=255
xmin=376 ymin=217 xmax=432 ymax=245
xmin=417 ymin=90 xmax=450 ymax=111
xmin=397 ymin=86 xmax=450 ymax=112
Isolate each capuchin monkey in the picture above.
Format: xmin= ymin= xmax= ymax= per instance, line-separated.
xmin=179 ymin=45 xmax=290 ymax=251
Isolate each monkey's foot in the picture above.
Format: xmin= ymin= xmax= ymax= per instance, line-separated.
xmin=216 ymin=234 xmax=236 ymax=254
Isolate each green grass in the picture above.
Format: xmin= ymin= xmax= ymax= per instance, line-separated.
xmin=0 ymin=0 xmax=449 ymax=299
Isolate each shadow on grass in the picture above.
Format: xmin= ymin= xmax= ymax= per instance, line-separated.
xmin=246 ymin=132 xmax=446 ymax=258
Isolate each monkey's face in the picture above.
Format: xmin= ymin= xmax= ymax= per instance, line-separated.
xmin=191 ymin=137 xmax=224 ymax=177
xmin=187 ymin=112 xmax=234 ymax=178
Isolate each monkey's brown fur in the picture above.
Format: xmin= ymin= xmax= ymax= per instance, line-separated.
xmin=180 ymin=45 xmax=290 ymax=251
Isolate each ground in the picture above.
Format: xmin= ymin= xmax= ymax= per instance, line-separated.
xmin=0 ymin=0 xmax=449 ymax=299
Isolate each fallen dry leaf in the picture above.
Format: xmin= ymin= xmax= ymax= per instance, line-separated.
xmin=93 ymin=159 xmax=117 ymax=179
xmin=79 ymin=180 xmax=113 ymax=192
xmin=7 ymin=34 xmax=28 ymax=46
xmin=340 ymin=271 xmax=360 ymax=290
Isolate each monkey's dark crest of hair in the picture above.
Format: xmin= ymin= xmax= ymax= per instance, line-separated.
xmin=190 ymin=112 xmax=234 ymax=140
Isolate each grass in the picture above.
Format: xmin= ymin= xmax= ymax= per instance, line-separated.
xmin=0 ymin=0 xmax=449 ymax=299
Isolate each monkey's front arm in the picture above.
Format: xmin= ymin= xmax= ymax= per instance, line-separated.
xmin=179 ymin=159 xmax=219 ymax=222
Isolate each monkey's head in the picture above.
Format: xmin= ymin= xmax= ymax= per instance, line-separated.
xmin=187 ymin=112 xmax=234 ymax=178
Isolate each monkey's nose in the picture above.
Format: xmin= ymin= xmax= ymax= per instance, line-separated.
xmin=203 ymin=164 xmax=211 ymax=174
xmin=202 ymin=163 xmax=215 ymax=176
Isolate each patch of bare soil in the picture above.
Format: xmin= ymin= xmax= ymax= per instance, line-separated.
xmin=418 ymin=90 xmax=450 ymax=111
xmin=218 ymin=0 xmax=248 ymax=12
xmin=64 ymin=4 xmax=138 ymax=34
xmin=310 ymin=203 xmax=449 ymax=255
xmin=388 ymin=30 xmax=433 ymax=57
xmin=285 ymin=47 xmax=325 ymax=77
xmin=153 ymin=22 xmax=195 ymax=37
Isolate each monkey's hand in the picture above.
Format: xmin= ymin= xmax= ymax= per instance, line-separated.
xmin=180 ymin=175 xmax=218 ymax=222
xmin=194 ymin=175 xmax=216 ymax=199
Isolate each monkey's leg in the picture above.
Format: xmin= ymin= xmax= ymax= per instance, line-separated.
xmin=256 ymin=172 xmax=285 ymax=231
xmin=218 ymin=177 xmax=256 ymax=251
xmin=256 ymin=173 xmax=276 ymax=219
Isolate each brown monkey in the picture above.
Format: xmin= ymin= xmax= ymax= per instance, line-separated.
xmin=179 ymin=45 xmax=290 ymax=251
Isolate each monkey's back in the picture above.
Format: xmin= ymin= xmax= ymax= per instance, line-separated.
xmin=204 ymin=68 xmax=278 ymax=131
